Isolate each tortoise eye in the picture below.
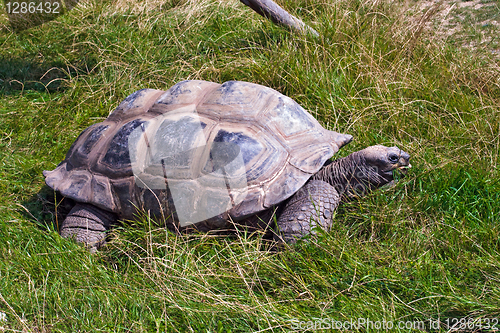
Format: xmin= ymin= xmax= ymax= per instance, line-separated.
xmin=388 ymin=153 xmax=399 ymax=163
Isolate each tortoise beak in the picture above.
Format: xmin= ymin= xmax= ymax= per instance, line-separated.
xmin=395 ymin=149 xmax=411 ymax=175
xmin=398 ymin=163 xmax=411 ymax=175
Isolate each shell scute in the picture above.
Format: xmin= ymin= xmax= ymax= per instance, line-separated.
xmin=81 ymin=125 xmax=109 ymax=155
xmin=100 ymin=119 xmax=145 ymax=170
xmin=264 ymin=95 xmax=317 ymax=137
xmin=57 ymin=169 xmax=91 ymax=201
xmin=203 ymin=129 xmax=262 ymax=174
xmin=155 ymin=80 xmax=219 ymax=107
xmin=91 ymin=175 xmax=115 ymax=210
xmin=197 ymin=81 xmax=274 ymax=121
xmin=289 ymin=142 xmax=335 ymax=173
xmin=107 ymin=89 xmax=165 ymax=122
xmin=210 ymin=125 xmax=287 ymax=184
xmin=263 ymin=164 xmax=308 ymax=207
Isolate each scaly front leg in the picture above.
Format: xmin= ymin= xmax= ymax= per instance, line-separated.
xmin=60 ymin=203 xmax=117 ymax=252
xmin=274 ymin=180 xmax=341 ymax=243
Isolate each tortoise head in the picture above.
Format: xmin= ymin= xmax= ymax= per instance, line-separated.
xmin=350 ymin=145 xmax=411 ymax=193
xmin=313 ymin=145 xmax=411 ymax=198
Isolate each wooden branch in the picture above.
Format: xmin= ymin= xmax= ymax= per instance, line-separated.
xmin=240 ymin=0 xmax=319 ymax=37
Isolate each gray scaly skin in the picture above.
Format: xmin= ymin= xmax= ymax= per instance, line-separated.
xmin=58 ymin=145 xmax=410 ymax=248
xmin=274 ymin=145 xmax=411 ymax=242
xmin=60 ymin=203 xmax=116 ymax=252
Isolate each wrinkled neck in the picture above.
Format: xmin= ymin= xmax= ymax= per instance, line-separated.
xmin=313 ymin=152 xmax=386 ymax=198
xmin=312 ymin=152 xmax=362 ymax=195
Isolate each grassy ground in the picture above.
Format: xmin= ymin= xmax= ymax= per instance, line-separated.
xmin=0 ymin=0 xmax=499 ymax=331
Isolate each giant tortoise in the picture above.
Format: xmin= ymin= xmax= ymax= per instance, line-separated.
xmin=44 ymin=80 xmax=411 ymax=250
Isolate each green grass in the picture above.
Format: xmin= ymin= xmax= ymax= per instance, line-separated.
xmin=0 ymin=0 xmax=499 ymax=331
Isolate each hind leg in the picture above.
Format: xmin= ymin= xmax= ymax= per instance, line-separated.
xmin=274 ymin=180 xmax=341 ymax=243
xmin=60 ymin=203 xmax=117 ymax=252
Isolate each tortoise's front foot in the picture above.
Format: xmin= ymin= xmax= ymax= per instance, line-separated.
xmin=274 ymin=180 xmax=341 ymax=243
xmin=60 ymin=203 xmax=117 ymax=252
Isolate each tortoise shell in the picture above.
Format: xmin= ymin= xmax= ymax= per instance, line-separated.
xmin=44 ymin=80 xmax=352 ymax=227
